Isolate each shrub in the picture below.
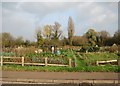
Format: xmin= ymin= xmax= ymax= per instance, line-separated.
xmin=80 ymin=46 xmax=100 ymax=52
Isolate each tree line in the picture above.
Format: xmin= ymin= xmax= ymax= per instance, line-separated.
xmin=1 ymin=16 xmax=120 ymax=48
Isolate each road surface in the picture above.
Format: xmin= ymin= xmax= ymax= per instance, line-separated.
xmin=1 ymin=71 xmax=120 ymax=85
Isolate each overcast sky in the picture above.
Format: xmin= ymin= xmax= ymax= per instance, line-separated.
xmin=1 ymin=1 xmax=118 ymax=41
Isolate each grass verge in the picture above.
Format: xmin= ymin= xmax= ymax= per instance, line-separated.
xmin=1 ymin=64 xmax=120 ymax=72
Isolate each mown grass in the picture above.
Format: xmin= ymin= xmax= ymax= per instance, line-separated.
xmin=2 ymin=64 xmax=120 ymax=72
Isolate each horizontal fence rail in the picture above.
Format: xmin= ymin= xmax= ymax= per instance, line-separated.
xmin=96 ymin=60 xmax=118 ymax=66
xmin=0 ymin=56 xmax=72 ymax=67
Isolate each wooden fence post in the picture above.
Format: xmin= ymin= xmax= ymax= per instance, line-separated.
xmin=22 ymin=57 xmax=24 ymax=66
xmin=96 ymin=61 xmax=99 ymax=66
xmin=1 ymin=56 xmax=3 ymax=66
xmin=69 ymin=58 xmax=72 ymax=67
xmin=45 ymin=57 xmax=48 ymax=66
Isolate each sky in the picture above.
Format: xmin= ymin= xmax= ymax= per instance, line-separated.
xmin=1 ymin=0 xmax=119 ymax=41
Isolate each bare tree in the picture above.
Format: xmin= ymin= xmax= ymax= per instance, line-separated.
xmin=68 ymin=16 xmax=74 ymax=45
xmin=51 ymin=22 xmax=62 ymax=40
xmin=99 ymin=30 xmax=110 ymax=46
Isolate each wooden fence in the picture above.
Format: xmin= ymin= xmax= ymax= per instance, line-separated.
xmin=96 ymin=60 xmax=118 ymax=66
xmin=0 ymin=56 xmax=72 ymax=67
